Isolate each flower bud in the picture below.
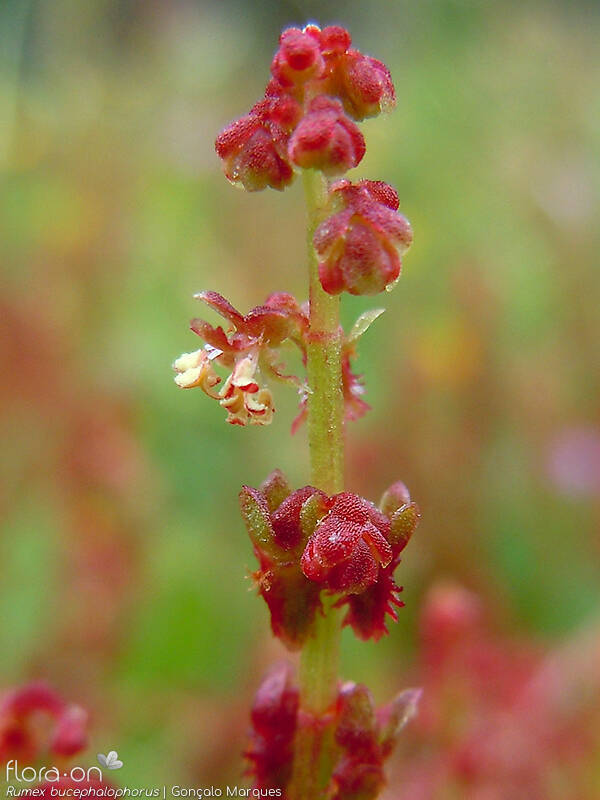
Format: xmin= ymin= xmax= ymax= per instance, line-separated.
xmin=379 ymin=481 xmax=411 ymax=518
xmin=389 ymin=502 xmax=420 ymax=553
xmin=247 ymin=664 xmax=298 ymax=792
xmin=259 ymin=469 xmax=292 ymax=513
xmin=271 ymin=27 xmax=324 ymax=87
xmin=327 ymin=681 xmax=420 ymax=799
xmin=315 ymin=180 xmax=412 ymax=295
xmin=216 ymin=118 xmax=293 ymax=192
xmin=379 ymin=480 xmax=421 ymax=553
xmin=271 ymin=485 xmax=325 ymax=551
xmin=377 ymin=688 xmax=422 ymax=760
xmin=288 ymin=97 xmax=365 ymax=176
xmin=335 ymin=682 xmax=378 ymax=757
xmin=338 ymin=52 xmax=396 ymax=120
xmin=215 ymin=94 xmax=301 ymax=193
xmin=239 ymin=486 xmax=281 ymax=562
xmin=250 ymin=663 xmax=298 ymax=739
xmin=320 ymin=26 xmax=352 ymax=55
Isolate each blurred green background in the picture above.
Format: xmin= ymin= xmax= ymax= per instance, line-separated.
xmin=1 ymin=0 xmax=599 ymax=789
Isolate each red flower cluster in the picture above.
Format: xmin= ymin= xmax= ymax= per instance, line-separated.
xmin=315 ymin=179 xmax=413 ymax=295
xmin=0 ymin=682 xmax=88 ymax=765
xmin=173 ymin=291 xmax=307 ymax=426
xmin=239 ymin=471 xmax=419 ymax=647
xmin=215 ymin=24 xmax=395 ymax=191
xmin=246 ymin=664 xmax=421 ymax=798
xmin=272 ymin=25 xmax=395 ymax=121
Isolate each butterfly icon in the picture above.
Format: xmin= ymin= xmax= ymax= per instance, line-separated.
xmin=97 ymin=751 xmax=123 ymax=770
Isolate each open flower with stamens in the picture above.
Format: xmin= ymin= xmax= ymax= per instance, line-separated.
xmin=218 ymin=352 xmax=276 ymax=426
xmin=173 ymin=291 xmax=308 ymax=427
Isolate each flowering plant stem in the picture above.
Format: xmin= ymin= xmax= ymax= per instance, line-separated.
xmin=289 ymin=169 xmax=345 ymax=799
xmin=303 ymin=168 xmax=345 ymax=497
xmin=180 ymin=25 xmax=421 ymax=797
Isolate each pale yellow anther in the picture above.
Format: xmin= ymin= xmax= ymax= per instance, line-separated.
xmin=173 ymin=349 xmax=221 ymax=396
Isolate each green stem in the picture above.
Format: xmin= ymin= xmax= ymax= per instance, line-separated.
xmin=289 ymin=170 xmax=345 ymax=799
xmin=303 ymin=169 xmax=345 ymax=497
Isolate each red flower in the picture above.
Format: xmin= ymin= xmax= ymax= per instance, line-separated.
xmin=0 ymin=683 xmax=88 ymax=766
xmin=270 ymin=25 xmax=395 ymax=121
xmin=288 ymin=97 xmax=365 ymax=176
xmin=245 ymin=667 xmax=421 ymax=798
xmin=301 ymin=493 xmax=393 ymax=594
xmin=215 ymin=93 xmax=301 ymax=192
xmin=314 ymin=179 xmax=413 ymax=296
xmin=337 ymin=51 xmax=396 ymax=120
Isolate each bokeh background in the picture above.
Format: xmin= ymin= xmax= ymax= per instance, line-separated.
xmin=1 ymin=0 xmax=599 ymax=796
